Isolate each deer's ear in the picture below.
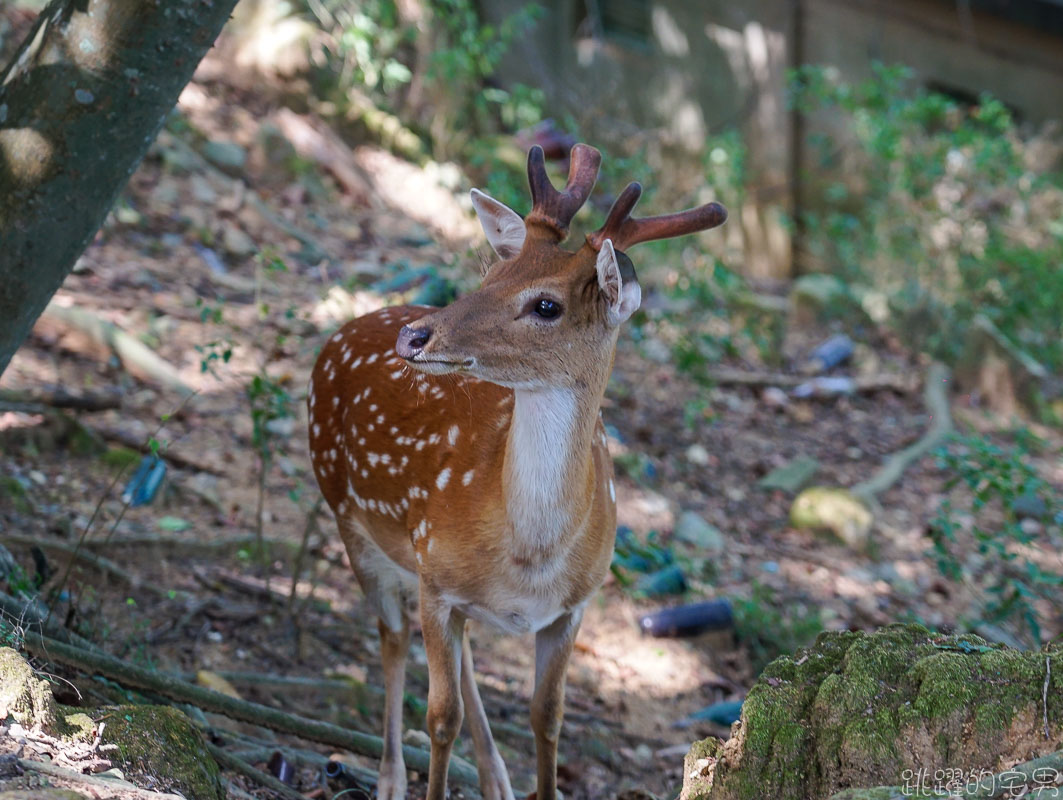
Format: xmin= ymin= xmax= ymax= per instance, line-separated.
xmin=595 ymin=239 xmax=641 ymax=326
xmin=471 ymin=188 xmax=526 ymax=260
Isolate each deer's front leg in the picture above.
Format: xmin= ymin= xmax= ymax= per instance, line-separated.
xmin=461 ymin=631 xmax=515 ymax=800
xmin=530 ymin=608 xmax=583 ymax=800
xmin=420 ymin=588 xmax=465 ymax=800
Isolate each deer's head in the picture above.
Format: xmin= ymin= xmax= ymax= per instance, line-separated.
xmin=395 ymin=144 xmax=727 ymax=391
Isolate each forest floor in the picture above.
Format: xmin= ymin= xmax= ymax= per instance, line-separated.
xmin=2 ymin=45 xmax=1062 ymax=800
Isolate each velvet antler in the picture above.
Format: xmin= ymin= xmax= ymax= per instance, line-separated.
xmin=524 ymin=143 xmax=602 ymax=240
xmin=588 ymin=181 xmax=727 ymax=252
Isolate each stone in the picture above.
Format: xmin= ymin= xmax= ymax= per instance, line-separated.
xmin=202 ymin=140 xmax=248 ymax=174
xmin=759 ymin=456 xmax=820 ymax=493
xmin=674 ymin=511 xmax=725 ymax=553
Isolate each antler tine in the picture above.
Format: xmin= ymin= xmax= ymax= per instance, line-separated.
xmin=526 ymin=143 xmax=602 ymax=238
xmin=589 ymin=189 xmax=728 ymax=252
xmin=587 ymin=181 xmax=642 ymax=250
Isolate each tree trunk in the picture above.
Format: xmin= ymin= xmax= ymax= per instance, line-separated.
xmin=0 ymin=0 xmax=240 ymax=377
xmin=684 ymin=625 xmax=1063 ymax=800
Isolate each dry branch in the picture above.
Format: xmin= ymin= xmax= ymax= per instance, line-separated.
xmin=0 ymin=385 xmax=122 ymax=412
xmin=851 ymin=361 xmax=953 ymax=503
xmin=18 ymin=756 xmax=187 ymax=800
xmin=21 ymin=632 xmax=480 ymax=788
xmin=35 ymin=302 xmax=193 ymax=396
xmin=91 ymin=425 xmax=224 ymax=476
xmin=206 ymin=742 xmax=306 ymax=800
xmin=0 ymin=533 xmax=157 ymax=593
xmin=704 ymin=367 xmax=914 ymax=393
xmin=0 ymin=591 xmax=100 ymax=653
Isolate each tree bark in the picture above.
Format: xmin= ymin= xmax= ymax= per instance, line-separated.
xmin=0 ymin=0 xmax=241 ymax=377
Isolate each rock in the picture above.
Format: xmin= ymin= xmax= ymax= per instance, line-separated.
xmin=221 ymin=223 xmax=256 ymax=259
xmin=0 ymin=647 xmax=58 ymax=731
xmin=0 ymin=791 xmax=90 ymax=800
xmin=790 ymin=486 xmax=873 ymax=550
xmin=707 ymin=625 xmax=1063 ymax=800
xmin=99 ymin=705 xmax=222 ymax=800
xmin=761 ymin=386 xmax=789 ymax=408
xmin=674 ymin=511 xmax=725 ymax=553
xmin=759 ymin=456 xmax=820 ymax=494
xmin=1012 ymin=491 xmax=1048 ymax=519
xmin=685 ymin=444 xmax=711 ymax=466
xmin=202 ymin=140 xmax=248 ymax=174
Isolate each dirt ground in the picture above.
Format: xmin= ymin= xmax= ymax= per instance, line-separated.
xmin=1 ymin=48 xmax=1061 ymax=800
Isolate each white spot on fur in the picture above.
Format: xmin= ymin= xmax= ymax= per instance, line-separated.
xmin=367 ymin=353 xmax=379 ymax=364
xmin=447 ymin=425 xmax=460 ymax=446
xmin=390 ymin=369 xmax=404 ymax=379
xmin=609 ymin=478 xmax=616 ymax=502
xmin=312 ymin=424 xmax=321 ymax=437
xmin=462 ymin=470 xmax=474 ymax=486
xmin=436 ymin=467 xmax=451 ymax=490
xmin=367 ymin=453 xmax=380 ymax=467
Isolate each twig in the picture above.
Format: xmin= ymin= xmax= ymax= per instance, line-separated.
xmin=703 ymin=367 xmax=914 ymax=393
xmin=0 ymin=385 xmax=122 ymax=411
xmin=37 ymin=302 xmax=193 ymax=396
xmin=206 ymin=742 xmax=306 ymax=800
xmin=21 ymin=632 xmax=480 ymax=788
xmin=1046 ymin=655 xmax=1052 ymax=741
xmin=852 ymin=362 xmax=953 ymax=504
xmin=289 ymin=498 xmax=324 ymax=612
xmin=0 ymin=533 xmax=158 ymax=593
xmin=18 ymin=756 xmax=187 ymax=800
xmin=91 ymin=424 xmax=223 ymax=475
xmin=78 ymin=533 xmax=299 ymax=556
xmin=0 ymin=591 xmax=100 ymax=653
xmin=225 ymin=744 xmax=375 ymax=792
xmin=177 ymin=670 xmax=368 ymax=694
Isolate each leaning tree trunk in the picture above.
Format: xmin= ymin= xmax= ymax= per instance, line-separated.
xmin=0 ymin=0 xmax=241 ymax=377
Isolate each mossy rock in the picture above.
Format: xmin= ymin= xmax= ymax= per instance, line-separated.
xmin=0 ymin=646 xmax=58 ymax=731
xmin=702 ymin=624 xmax=1063 ymax=799
xmin=95 ymin=705 xmax=222 ymax=800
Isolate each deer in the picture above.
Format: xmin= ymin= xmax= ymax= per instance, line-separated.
xmin=307 ymin=143 xmax=726 ymax=800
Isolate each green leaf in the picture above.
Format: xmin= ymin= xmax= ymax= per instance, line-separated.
xmin=157 ymin=516 xmax=191 ymax=532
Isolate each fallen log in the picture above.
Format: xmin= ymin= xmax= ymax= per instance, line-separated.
xmin=21 ymin=631 xmax=480 ymax=788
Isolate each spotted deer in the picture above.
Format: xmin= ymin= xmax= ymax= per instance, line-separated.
xmin=308 ymin=144 xmax=726 ymax=800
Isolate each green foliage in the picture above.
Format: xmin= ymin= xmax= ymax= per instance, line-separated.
xmin=930 ymin=431 xmax=1062 ymax=645
xmin=733 ymin=582 xmax=824 ymax=675
xmin=791 ymin=63 xmax=1063 ymax=370
xmin=426 ymin=0 xmax=544 ymax=151
xmin=307 ymin=0 xmax=414 ymax=105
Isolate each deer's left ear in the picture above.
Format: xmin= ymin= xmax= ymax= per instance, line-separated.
xmin=471 ymin=188 xmax=526 ymax=260
xmin=596 ymin=239 xmax=641 ymax=326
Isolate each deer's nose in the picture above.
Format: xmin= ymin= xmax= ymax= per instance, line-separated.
xmin=396 ymin=324 xmax=432 ymax=359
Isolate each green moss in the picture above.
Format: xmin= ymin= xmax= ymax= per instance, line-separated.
xmin=58 ymin=709 xmax=96 ymax=742
xmin=100 ymin=446 xmax=141 ymax=470
xmin=96 ymin=705 xmax=222 ymax=800
xmin=0 ymin=646 xmax=57 ymax=730
xmin=705 ymin=626 xmax=1063 ymax=800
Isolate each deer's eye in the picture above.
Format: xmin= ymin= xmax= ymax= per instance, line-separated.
xmin=532 ymin=298 xmax=562 ymax=319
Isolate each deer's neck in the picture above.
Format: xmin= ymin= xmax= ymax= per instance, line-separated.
xmin=502 ymin=385 xmax=600 ymax=554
